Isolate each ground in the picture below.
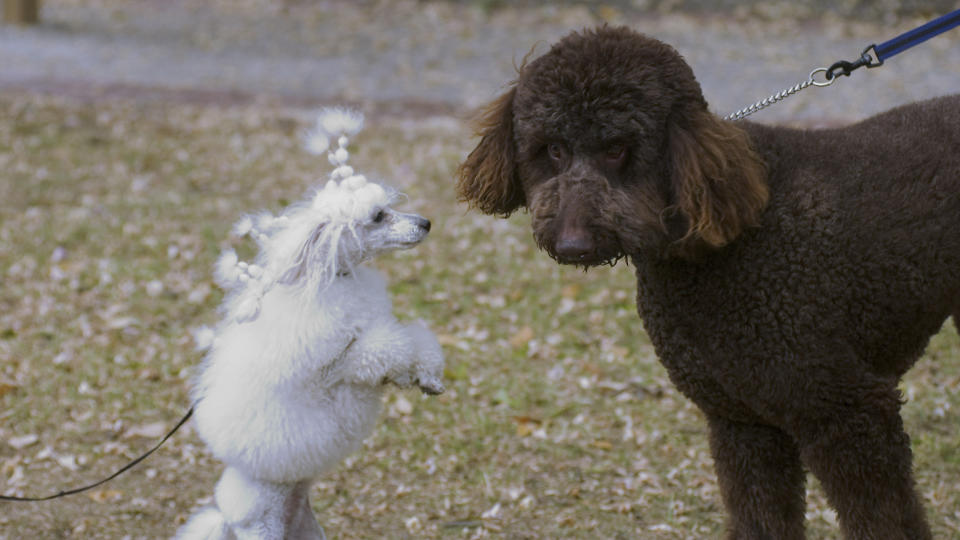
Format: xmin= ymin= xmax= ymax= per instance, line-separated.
xmin=1 ymin=1 xmax=959 ymax=539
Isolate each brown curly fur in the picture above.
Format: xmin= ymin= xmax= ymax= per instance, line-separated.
xmin=457 ymin=25 xmax=960 ymax=540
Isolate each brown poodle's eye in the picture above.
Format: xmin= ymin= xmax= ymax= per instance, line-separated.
xmin=604 ymin=145 xmax=627 ymax=166
xmin=547 ymin=143 xmax=567 ymax=163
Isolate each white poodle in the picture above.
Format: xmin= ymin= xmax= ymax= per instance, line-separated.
xmin=176 ymin=110 xmax=445 ymax=540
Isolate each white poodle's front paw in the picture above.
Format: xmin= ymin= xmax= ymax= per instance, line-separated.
xmin=373 ymin=319 xmax=444 ymax=395
xmin=385 ymin=366 xmax=443 ymax=394
xmin=416 ymin=373 xmax=445 ymax=395
xmin=386 ymin=370 xmax=416 ymax=389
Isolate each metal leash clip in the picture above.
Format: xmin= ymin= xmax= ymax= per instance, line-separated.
xmin=825 ymin=45 xmax=884 ymax=81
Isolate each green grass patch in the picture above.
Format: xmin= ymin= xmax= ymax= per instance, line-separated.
xmin=1 ymin=94 xmax=958 ymax=539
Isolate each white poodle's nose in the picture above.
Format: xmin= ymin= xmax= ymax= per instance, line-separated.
xmin=418 ymin=217 xmax=431 ymax=232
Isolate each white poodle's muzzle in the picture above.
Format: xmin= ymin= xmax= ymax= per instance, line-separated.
xmin=369 ymin=209 xmax=431 ymax=252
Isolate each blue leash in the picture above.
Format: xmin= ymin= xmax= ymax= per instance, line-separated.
xmin=726 ymin=9 xmax=960 ymax=121
xmin=875 ymin=8 xmax=960 ymax=63
xmin=826 ymin=8 xmax=960 ymax=79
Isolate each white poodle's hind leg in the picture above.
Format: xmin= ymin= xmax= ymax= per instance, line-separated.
xmin=284 ymin=481 xmax=327 ymax=540
xmin=174 ymin=505 xmax=234 ymax=540
xmin=213 ymin=467 xmax=325 ymax=540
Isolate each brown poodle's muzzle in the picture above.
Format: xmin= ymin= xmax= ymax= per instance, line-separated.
xmin=551 ymin=216 xmax=622 ymax=267
xmin=533 ymin=172 xmax=625 ymax=267
xmin=554 ymin=211 xmax=595 ymax=262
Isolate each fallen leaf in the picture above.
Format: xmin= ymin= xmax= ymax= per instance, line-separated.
xmin=403 ymin=516 xmax=422 ymax=533
xmin=561 ymin=284 xmax=580 ymax=299
xmin=581 ymin=362 xmax=603 ymax=375
xmin=7 ymin=434 xmax=39 ymax=449
xmin=591 ymin=440 xmax=612 ymax=450
xmin=436 ymin=333 xmax=459 ymax=346
xmin=56 ymin=454 xmax=79 ymax=471
xmin=137 ymin=368 xmax=161 ymax=381
xmin=393 ymin=395 xmax=413 ymax=416
xmin=512 ymin=416 xmax=541 ymax=437
xmin=0 ymin=381 xmax=17 ymax=398
xmin=509 ymin=327 xmax=534 ymax=348
xmin=87 ymin=489 xmax=123 ymax=503
xmin=106 ymin=316 xmax=139 ymax=330
xmin=481 ymin=502 xmax=501 ymax=519
xmin=123 ymin=422 xmax=168 ymax=439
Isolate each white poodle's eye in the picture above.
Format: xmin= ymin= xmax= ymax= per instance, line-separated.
xmin=372 ymin=209 xmax=386 ymax=223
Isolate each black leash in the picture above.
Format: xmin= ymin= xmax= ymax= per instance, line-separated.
xmin=0 ymin=406 xmax=193 ymax=502
xmin=726 ymin=8 xmax=960 ymax=121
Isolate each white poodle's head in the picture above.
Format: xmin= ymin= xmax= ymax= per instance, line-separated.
xmin=264 ymin=175 xmax=431 ymax=288
xmin=213 ymin=108 xmax=431 ymax=322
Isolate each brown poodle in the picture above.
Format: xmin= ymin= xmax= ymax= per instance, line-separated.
xmin=457 ymin=25 xmax=960 ymax=540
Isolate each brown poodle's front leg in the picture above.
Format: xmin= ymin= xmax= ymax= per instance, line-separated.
xmin=706 ymin=416 xmax=806 ymax=540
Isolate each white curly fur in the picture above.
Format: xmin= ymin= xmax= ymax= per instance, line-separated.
xmin=176 ymin=109 xmax=445 ymax=540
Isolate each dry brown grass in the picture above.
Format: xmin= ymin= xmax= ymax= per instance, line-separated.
xmin=1 ymin=94 xmax=959 ymax=539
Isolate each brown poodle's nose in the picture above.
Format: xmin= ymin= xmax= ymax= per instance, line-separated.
xmin=555 ymin=228 xmax=594 ymax=260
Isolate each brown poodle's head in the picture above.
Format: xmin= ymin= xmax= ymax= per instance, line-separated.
xmin=457 ymin=26 xmax=768 ymax=264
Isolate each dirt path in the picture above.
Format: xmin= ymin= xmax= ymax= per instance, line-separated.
xmin=2 ymin=1 xmax=958 ymax=125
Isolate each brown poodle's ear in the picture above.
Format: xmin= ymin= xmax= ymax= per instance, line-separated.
xmin=456 ymin=88 xmax=525 ymax=216
xmin=668 ymin=109 xmax=768 ymax=258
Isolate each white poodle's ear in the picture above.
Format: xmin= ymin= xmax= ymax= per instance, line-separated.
xmin=456 ymin=87 xmax=525 ymax=216
xmin=277 ymin=222 xmax=335 ymax=286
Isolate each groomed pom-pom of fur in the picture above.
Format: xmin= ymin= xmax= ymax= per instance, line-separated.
xmin=342 ymin=174 xmax=367 ymax=191
xmin=316 ymin=108 xmax=364 ymax=138
xmin=332 ymin=165 xmax=354 ymax=180
xmin=214 ymin=249 xmax=243 ymax=289
xmin=232 ymin=216 xmax=253 ymax=238
xmin=304 ymin=132 xmax=330 ymax=156
xmin=305 ymin=108 xmax=364 ymax=162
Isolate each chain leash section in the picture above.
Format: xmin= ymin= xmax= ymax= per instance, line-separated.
xmin=723 ymin=9 xmax=960 ymax=122
xmin=723 ymin=67 xmax=836 ymax=122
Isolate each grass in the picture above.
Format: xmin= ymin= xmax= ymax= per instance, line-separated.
xmin=1 ymin=93 xmax=959 ymax=539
